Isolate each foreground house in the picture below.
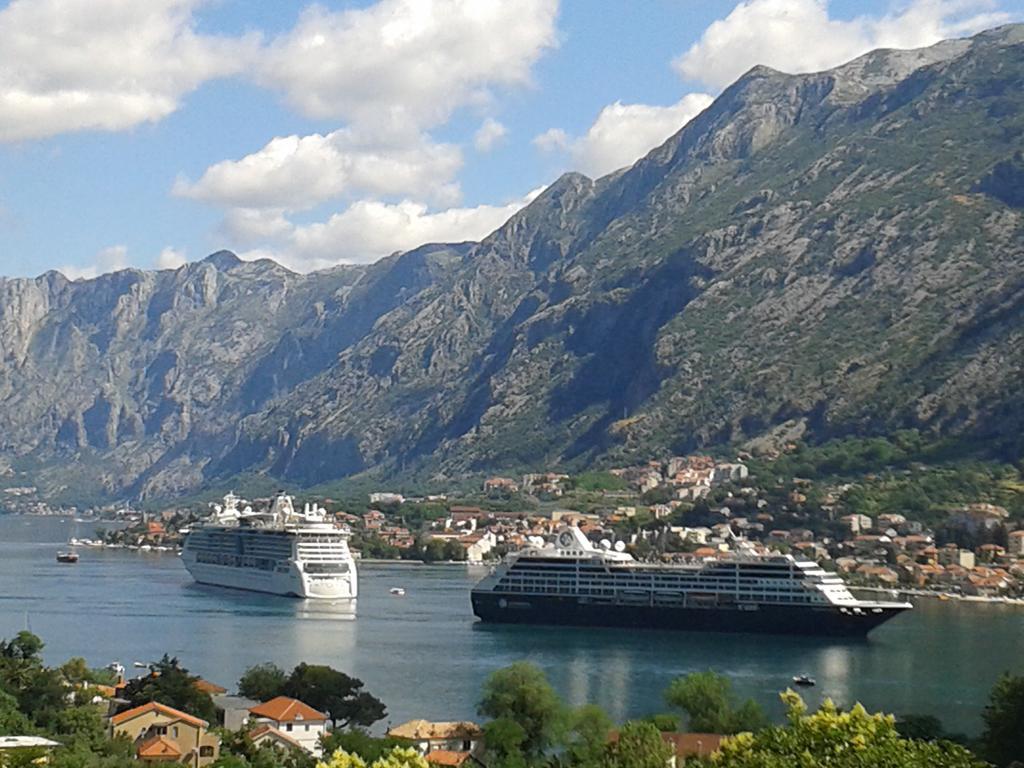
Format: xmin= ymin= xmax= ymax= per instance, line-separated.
xmin=108 ymin=702 xmax=220 ymax=767
xmin=248 ymin=696 xmax=328 ymax=756
xmin=386 ymin=720 xmax=484 ymax=759
xmin=0 ymin=736 xmax=61 ymax=761
xmin=249 ymin=724 xmax=306 ymax=754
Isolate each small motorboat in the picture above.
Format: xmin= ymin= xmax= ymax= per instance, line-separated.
xmin=389 ymin=587 xmax=406 ymax=596
xmin=56 ymin=551 xmax=80 ymax=564
xmin=792 ymin=674 xmax=816 ymax=687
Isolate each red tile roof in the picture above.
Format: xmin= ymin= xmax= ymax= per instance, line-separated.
xmin=249 ymin=696 xmax=327 ymax=723
xmin=110 ymin=701 xmax=208 ymax=729
xmin=136 ymin=735 xmax=182 ymax=759
xmin=194 ymin=679 xmax=227 ymax=695
xmin=426 ymin=751 xmax=473 ymax=766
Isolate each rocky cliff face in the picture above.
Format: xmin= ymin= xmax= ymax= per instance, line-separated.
xmin=2 ymin=25 xmax=1023 ymax=500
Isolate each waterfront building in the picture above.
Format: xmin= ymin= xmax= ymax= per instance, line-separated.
xmin=248 ymin=697 xmax=328 ymax=756
xmin=108 ymin=701 xmax=220 ymax=768
xmin=386 ymin=720 xmax=484 ymax=759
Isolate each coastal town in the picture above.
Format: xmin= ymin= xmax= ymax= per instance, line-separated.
xmin=6 ymin=449 xmax=1023 ymax=603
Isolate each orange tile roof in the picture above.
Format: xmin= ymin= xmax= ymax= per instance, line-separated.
xmin=110 ymin=701 xmax=208 ymax=729
xmin=194 ymin=679 xmax=227 ymax=695
xmin=250 ymin=724 xmax=304 ymax=750
xmin=136 ymin=735 xmax=183 ymax=759
xmin=426 ymin=751 xmax=473 ymax=766
xmin=249 ymin=696 xmax=327 ymax=723
xmin=387 ymin=720 xmax=483 ymax=741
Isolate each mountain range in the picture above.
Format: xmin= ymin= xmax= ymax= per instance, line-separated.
xmin=2 ymin=24 xmax=1023 ymax=502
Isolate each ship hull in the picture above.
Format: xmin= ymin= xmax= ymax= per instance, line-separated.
xmin=471 ymin=591 xmax=906 ymax=637
xmin=181 ymin=557 xmax=357 ymax=599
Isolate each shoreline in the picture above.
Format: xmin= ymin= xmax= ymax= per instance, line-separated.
xmin=855 ymin=586 xmax=1024 ymax=607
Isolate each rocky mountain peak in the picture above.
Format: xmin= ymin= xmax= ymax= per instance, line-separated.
xmin=0 ymin=25 xmax=1021 ymax=502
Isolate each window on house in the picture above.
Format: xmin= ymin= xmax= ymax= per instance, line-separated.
xmin=286 ymin=724 xmax=293 ymax=732
xmin=154 ymin=726 xmax=167 ymax=735
xmin=463 ymin=741 xmax=472 ymax=750
xmin=305 ymin=725 xmax=310 ymax=731
xmin=172 ymin=726 xmax=178 ymax=738
xmin=200 ymin=746 xmax=215 ymax=757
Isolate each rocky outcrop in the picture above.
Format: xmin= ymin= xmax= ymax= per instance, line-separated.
xmin=1 ymin=25 xmax=1023 ymax=501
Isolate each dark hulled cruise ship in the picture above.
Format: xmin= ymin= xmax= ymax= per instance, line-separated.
xmin=471 ymin=527 xmax=910 ymax=636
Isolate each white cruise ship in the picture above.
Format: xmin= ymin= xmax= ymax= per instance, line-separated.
xmin=181 ymin=492 xmax=357 ymax=599
xmin=472 ymin=527 xmax=910 ymax=636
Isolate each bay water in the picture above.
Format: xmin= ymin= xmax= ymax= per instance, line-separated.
xmin=1 ymin=515 xmax=1021 ymax=734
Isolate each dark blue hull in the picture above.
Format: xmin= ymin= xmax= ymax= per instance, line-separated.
xmin=471 ymin=591 xmax=907 ymax=637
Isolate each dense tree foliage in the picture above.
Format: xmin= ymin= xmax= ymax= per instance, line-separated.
xmin=238 ymin=662 xmax=386 ymax=729
xmin=665 ymin=671 xmax=768 ymax=734
xmin=694 ymin=693 xmax=987 ymax=768
xmin=604 ymin=721 xmax=673 ymax=768
xmin=316 ymin=747 xmax=427 ymax=768
xmin=121 ymin=655 xmax=217 ymax=722
xmin=980 ymin=673 xmax=1024 ymax=767
xmin=479 ymin=662 xmax=565 ymax=759
xmin=238 ymin=663 xmax=289 ymax=702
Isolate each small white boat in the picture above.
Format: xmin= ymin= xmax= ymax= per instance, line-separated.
xmin=792 ymin=674 xmax=816 ymax=687
xmin=389 ymin=587 xmax=406 ymax=596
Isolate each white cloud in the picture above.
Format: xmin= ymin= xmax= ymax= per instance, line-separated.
xmin=156 ymin=247 xmax=187 ymax=270
xmin=673 ymin=0 xmax=1009 ymax=90
xmin=255 ymin=0 xmax=559 ymax=132
xmin=174 ymin=129 xmax=463 ymax=211
xmin=59 ymin=245 xmax=129 ymax=280
xmin=535 ymin=94 xmax=714 ymax=177
xmin=0 ymin=0 xmax=259 ymax=142
xmin=533 ymin=128 xmax=570 ymax=153
xmin=474 ymin=118 xmax=508 ymax=152
xmin=228 ymin=187 xmax=546 ymax=272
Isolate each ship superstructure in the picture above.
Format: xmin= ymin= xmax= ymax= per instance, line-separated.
xmin=181 ymin=492 xmax=357 ymax=599
xmin=471 ymin=527 xmax=910 ymax=636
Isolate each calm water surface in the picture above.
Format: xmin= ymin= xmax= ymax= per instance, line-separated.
xmin=1 ymin=515 xmax=1021 ymax=733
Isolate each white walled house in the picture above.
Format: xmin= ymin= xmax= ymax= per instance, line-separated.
xmin=248 ymin=697 xmax=328 ymax=756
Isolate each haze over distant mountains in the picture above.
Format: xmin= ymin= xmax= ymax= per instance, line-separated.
xmin=1 ymin=25 xmax=1023 ymax=502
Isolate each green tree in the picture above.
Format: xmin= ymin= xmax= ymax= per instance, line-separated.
xmin=980 ymin=673 xmax=1024 ymax=767
xmin=664 ymin=671 xmax=767 ymax=735
xmin=367 ymin=746 xmax=428 ymax=768
xmin=0 ymin=690 xmax=33 ymax=736
xmin=562 ymin=705 xmax=612 ymax=767
xmin=316 ymin=750 xmax=366 ymax=768
xmin=480 ymin=718 xmax=528 ymax=768
xmin=603 ymin=721 xmax=672 ymax=768
xmin=238 ymin=663 xmax=288 ymax=702
xmin=642 ymin=714 xmax=679 ymax=733
xmin=442 ymin=540 xmax=467 ymax=562
xmin=121 ymin=655 xmax=217 ymax=722
xmin=284 ymin=664 xmax=386 ymax=729
xmin=695 ymin=692 xmax=986 ymax=768
xmin=319 ymin=731 xmax=411 ymax=764
xmin=419 ymin=539 xmax=447 ymax=563
xmin=479 ymin=662 xmax=564 ymax=758
xmin=316 ymin=747 xmax=428 ymax=768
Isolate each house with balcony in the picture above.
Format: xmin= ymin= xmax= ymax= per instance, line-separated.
xmin=108 ymin=701 xmax=220 ymax=767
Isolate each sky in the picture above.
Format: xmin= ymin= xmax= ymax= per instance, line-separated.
xmin=0 ymin=0 xmax=1022 ymax=278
